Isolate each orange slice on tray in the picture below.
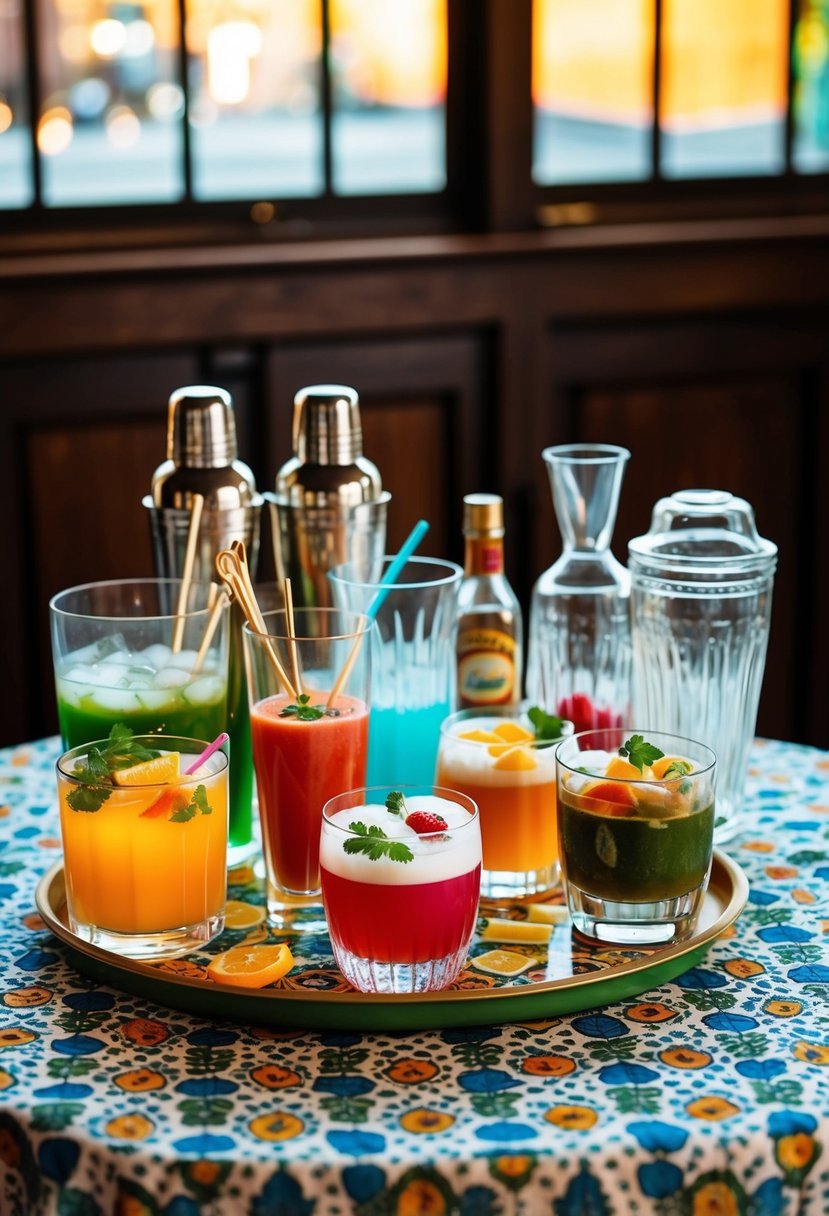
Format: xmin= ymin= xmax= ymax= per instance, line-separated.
xmin=207 ymin=943 xmax=294 ymax=989
xmin=581 ymin=780 xmax=637 ymax=816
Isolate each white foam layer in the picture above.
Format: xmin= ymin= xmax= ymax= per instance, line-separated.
xmin=439 ymin=715 xmax=557 ymax=788
xmin=321 ymin=794 xmax=481 ymax=886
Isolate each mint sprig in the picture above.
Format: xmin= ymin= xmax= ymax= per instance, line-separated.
xmin=664 ymin=759 xmax=693 ymax=779
xmin=279 ymin=694 xmax=325 ymax=722
xmin=170 ymin=785 xmax=212 ymax=823
xmin=618 ymin=734 xmax=664 ymax=774
xmin=527 ymin=706 xmax=565 ymax=743
xmin=343 ymin=821 xmax=414 ymax=864
xmin=66 ymin=724 xmax=160 ymax=813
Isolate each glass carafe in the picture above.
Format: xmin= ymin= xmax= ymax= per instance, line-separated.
xmin=526 ymin=444 xmax=632 ymax=733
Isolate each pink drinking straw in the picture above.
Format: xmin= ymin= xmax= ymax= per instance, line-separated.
xmin=184 ymin=732 xmax=229 ymax=775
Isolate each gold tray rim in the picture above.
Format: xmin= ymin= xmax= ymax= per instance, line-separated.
xmin=35 ymin=850 xmax=748 ymax=1009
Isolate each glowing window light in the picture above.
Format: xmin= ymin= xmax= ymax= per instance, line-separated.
xmin=0 ymin=101 xmax=12 ymax=136
xmin=147 ymin=82 xmax=184 ymax=120
xmin=38 ymin=107 xmax=74 ymax=155
xmin=207 ymin=21 xmax=264 ymax=106
xmin=106 ymin=105 xmax=141 ymax=148
xmin=90 ymin=19 xmax=127 ymax=58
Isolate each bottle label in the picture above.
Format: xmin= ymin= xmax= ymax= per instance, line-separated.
xmin=457 ymin=627 xmax=517 ymax=706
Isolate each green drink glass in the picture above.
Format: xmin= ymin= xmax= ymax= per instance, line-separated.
xmin=555 ymin=729 xmax=716 ymax=945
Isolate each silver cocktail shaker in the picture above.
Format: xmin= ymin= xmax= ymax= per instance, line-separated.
xmin=269 ymin=384 xmax=390 ymax=609
xmin=143 ymin=384 xmax=263 ymax=862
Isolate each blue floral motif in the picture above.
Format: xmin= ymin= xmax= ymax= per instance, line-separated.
xmin=554 ymin=1165 xmax=610 ymax=1216
xmin=327 ymin=1130 xmax=386 ymax=1156
xmin=597 ymin=1063 xmax=660 ymax=1085
xmin=637 ymin=1160 xmax=683 ymax=1198
xmin=475 ymin=1122 xmax=539 ymax=1142
xmin=571 ymin=1014 xmax=628 ymax=1038
xmin=627 ymin=1121 xmax=688 ymax=1152
xmin=735 ymin=1059 xmax=786 ymax=1080
xmin=458 ymin=1069 xmax=522 ymax=1092
xmin=342 ymin=1163 xmax=386 ymax=1201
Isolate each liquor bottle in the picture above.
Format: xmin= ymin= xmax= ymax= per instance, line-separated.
xmin=456 ymin=493 xmax=523 ymax=708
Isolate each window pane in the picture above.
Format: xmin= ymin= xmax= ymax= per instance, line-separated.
xmin=532 ymin=0 xmax=653 ymax=185
xmin=0 ymin=0 xmax=32 ymax=208
xmin=36 ymin=0 xmax=184 ymax=207
xmin=187 ymin=0 xmax=322 ymax=201
xmin=330 ymin=0 xmax=446 ymax=195
xmin=661 ymin=0 xmax=787 ymax=178
xmin=793 ymin=0 xmax=829 ymax=172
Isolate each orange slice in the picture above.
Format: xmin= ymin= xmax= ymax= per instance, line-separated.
xmin=492 ymin=745 xmax=538 ymax=771
xmin=491 ymin=722 xmax=534 ymax=744
xmin=223 ymin=900 xmax=266 ymax=930
xmin=113 ymin=753 xmax=180 ymax=786
xmin=582 ymin=780 xmax=636 ymax=816
xmin=472 ymin=949 xmax=538 ymax=977
xmin=207 ymin=943 xmax=294 ymax=989
xmin=481 ymin=918 xmax=552 ymax=944
xmin=605 ymin=755 xmax=645 ymax=781
xmin=459 ymin=729 xmax=502 ymax=745
xmin=651 ymin=755 xmax=694 ymax=779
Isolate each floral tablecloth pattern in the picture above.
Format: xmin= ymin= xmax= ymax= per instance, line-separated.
xmin=1 ymin=736 xmax=828 ymax=1216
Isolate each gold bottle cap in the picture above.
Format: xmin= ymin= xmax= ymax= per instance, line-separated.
xmin=463 ymin=493 xmax=504 ymax=536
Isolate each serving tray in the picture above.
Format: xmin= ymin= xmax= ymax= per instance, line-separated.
xmin=36 ymin=851 xmax=747 ymax=1032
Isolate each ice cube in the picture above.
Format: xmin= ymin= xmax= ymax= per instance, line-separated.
xmin=95 ymin=663 xmax=132 ymax=688
xmin=155 ymin=668 xmax=191 ymax=689
xmin=90 ymin=689 xmax=144 ymax=714
xmin=168 ymin=649 xmax=198 ymax=670
xmin=64 ymin=633 xmax=129 ymax=667
xmin=140 ymin=644 xmax=172 ymax=671
xmin=134 ymin=690 xmax=174 ymax=712
xmin=60 ymin=664 xmax=96 ymax=686
xmin=185 ymin=676 xmax=224 ymax=705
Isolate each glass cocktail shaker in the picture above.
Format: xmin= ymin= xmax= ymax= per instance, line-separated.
xmin=143 ymin=384 xmax=263 ymax=864
xmin=628 ymin=489 xmax=777 ymax=842
xmin=269 ymin=384 xmax=390 ymax=609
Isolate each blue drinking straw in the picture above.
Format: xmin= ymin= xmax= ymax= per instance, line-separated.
xmin=366 ymin=519 xmax=430 ymax=620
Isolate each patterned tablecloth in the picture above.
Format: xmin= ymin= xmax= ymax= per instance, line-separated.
xmin=1 ymin=736 xmax=828 ymax=1216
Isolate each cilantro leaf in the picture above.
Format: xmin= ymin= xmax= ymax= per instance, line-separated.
xmin=170 ymin=784 xmax=212 ymax=823
xmin=527 ymin=706 xmax=565 ymax=743
xmin=279 ymin=693 xmax=325 ymax=722
xmin=66 ymin=783 xmax=111 ymax=812
xmin=343 ymin=821 xmax=414 ymax=864
xmin=64 ymin=724 xmax=161 ymax=813
xmin=385 ymin=791 xmax=406 ymax=817
xmin=618 ymin=734 xmax=665 ymax=773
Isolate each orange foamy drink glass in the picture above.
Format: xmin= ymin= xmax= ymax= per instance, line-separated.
xmin=436 ymin=704 xmax=569 ymax=902
xmin=56 ymin=729 xmax=228 ymax=959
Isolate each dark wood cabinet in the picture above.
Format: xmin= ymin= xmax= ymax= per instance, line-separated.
xmin=2 ymin=221 xmax=828 ymax=748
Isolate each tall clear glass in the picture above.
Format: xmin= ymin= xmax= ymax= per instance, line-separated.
xmin=526 ymin=444 xmax=632 ymax=735
xmin=628 ymin=489 xmax=777 ymax=842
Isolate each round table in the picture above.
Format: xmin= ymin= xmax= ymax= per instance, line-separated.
xmin=1 ymin=735 xmax=828 ymax=1215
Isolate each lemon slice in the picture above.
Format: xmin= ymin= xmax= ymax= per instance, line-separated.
xmin=527 ymin=903 xmax=569 ymax=925
xmin=481 ymin=918 xmax=552 ymax=944
xmin=113 ymin=752 xmax=180 ymax=786
xmin=472 ymin=949 xmax=538 ymax=977
xmin=223 ymin=900 xmax=266 ymax=930
xmin=207 ymin=943 xmax=294 ymax=989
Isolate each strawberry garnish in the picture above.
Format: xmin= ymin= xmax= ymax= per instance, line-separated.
xmin=405 ymin=810 xmax=448 ymax=834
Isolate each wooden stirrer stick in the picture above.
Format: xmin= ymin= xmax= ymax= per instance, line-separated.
xmin=191 ymin=584 xmax=228 ymax=676
xmin=283 ymin=577 xmax=303 ymax=698
xmin=215 ymin=547 xmax=298 ymax=700
xmin=172 ymin=492 xmax=205 ymax=653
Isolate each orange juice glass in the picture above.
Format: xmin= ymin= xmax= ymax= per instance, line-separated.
xmin=56 ymin=735 xmax=228 ymax=959
xmin=436 ymin=706 xmax=567 ymax=902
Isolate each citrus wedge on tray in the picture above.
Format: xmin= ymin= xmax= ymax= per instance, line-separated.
xmin=207 ymin=943 xmax=294 ymax=989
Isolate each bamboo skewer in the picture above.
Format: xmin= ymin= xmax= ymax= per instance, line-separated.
xmin=171 ymin=492 xmax=205 ymax=653
xmin=215 ymin=544 xmax=298 ymax=700
xmin=191 ymin=584 xmax=228 ymax=676
xmin=283 ymin=577 xmax=304 ymax=698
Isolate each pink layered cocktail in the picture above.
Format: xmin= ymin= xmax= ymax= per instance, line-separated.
xmin=320 ymin=786 xmax=481 ymax=993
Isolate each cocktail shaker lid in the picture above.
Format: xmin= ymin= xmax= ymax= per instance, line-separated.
xmin=629 ymin=489 xmax=777 ymax=578
xmin=167 ymin=385 xmax=238 ymax=468
xmin=292 ymin=384 xmax=362 ymax=465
